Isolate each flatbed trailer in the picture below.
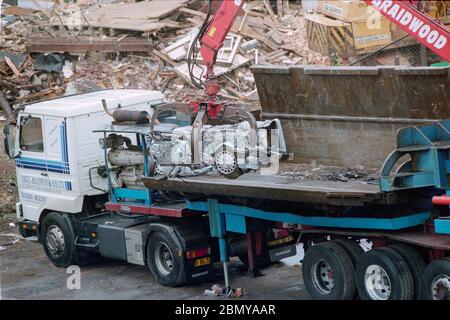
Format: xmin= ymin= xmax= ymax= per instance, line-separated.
xmin=141 ymin=171 xmax=450 ymax=300
xmin=139 ymin=119 xmax=450 ymax=300
xmin=145 ymin=170 xmax=386 ymax=206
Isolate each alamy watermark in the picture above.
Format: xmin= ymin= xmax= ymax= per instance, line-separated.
xmin=66 ymin=265 xmax=81 ymax=290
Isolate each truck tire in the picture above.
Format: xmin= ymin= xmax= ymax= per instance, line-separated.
xmin=356 ymin=247 xmax=414 ymax=300
xmin=388 ymin=243 xmax=426 ymax=300
xmin=422 ymin=257 xmax=450 ymax=300
xmin=302 ymin=241 xmax=356 ymax=300
xmin=334 ymin=238 xmax=364 ymax=266
xmin=41 ymin=212 xmax=77 ymax=267
xmin=334 ymin=238 xmax=364 ymax=299
xmin=147 ymin=231 xmax=185 ymax=287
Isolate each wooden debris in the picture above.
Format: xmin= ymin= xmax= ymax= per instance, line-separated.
xmin=162 ymin=33 xmax=193 ymax=61
xmin=26 ymin=37 xmax=153 ymax=53
xmin=263 ymin=0 xmax=277 ymax=22
xmin=152 ymin=49 xmax=177 ymax=67
xmin=53 ymin=1 xmax=188 ymax=33
xmin=0 ymin=0 xmax=331 ymax=115
xmin=179 ymin=7 xmax=206 ymax=18
xmin=3 ymin=6 xmax=41 ymax=16
xmin=4 ymin=57 xmax=21 ymax=77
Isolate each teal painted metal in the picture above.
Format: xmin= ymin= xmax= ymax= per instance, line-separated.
xmin=207 ymin=199 xmax=228 ymax=262
xmin=187 ymin=201 xmax=431 ymax=230
xmin=207 ymin=199 xmax=224 ymax=237
xmin=432 ymin=62 xmax=450 ymax=67
xmin=380 ymin=120 xmax=450 ymax=192
xmin=112 ymin=187 xmax=152 ymax=206
xmin=225 ymin=214 xmax=247 ymax=234
xmin=435 ymin=218 xmax=450 ymax=235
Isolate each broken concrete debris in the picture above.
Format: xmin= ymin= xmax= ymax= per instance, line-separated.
xmin=0 ymin=0 xmax=329 ymax=119
xmin=279 ymin=164 xmax=379 ymax=185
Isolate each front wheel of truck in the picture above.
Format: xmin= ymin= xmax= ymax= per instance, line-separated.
xmin=41 ymin=212 xmax=77 ymax=267
xmin=147 ymin=231 xmax=186 ymax=287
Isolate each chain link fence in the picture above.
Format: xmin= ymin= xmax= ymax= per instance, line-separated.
xmin=349 ymin=34 xmax=443 ymax=67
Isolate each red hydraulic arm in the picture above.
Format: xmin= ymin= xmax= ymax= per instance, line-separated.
xmin=188 ymin=0 xmax=257 ymax=166
xmin=364 ymin=0 xmax=450 ymax=62
xmin=199 ymin=0 xmax=245 ymax=99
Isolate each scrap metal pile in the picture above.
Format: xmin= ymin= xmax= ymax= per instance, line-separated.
xmin=104 ymin=106 xmax=286 ymax=182
xmin=0 ymin=0 xmax=329 ymax=119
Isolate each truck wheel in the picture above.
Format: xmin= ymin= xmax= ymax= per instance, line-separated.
xmin=41 ymin=212 xmax=76 ymax=267
xmin=422 ymin=257 xmax=450 ymax=300
xmin=334 ymin=238 xmax=364 ymax=265
xmin=356 ymin=247 xmax=414 ymax=300
xmin=302 ymin=241 xmax=356 ymax=300
xmin=334 ymin=238 xmax=364 ymax=299
xmin=388 ymin=243 xmax=426 ymax=300
xmin=147 ymin=231 xmax=185 ymax=287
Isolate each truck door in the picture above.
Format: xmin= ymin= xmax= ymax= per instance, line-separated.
xmin=15 ymin=114 xmax=49 ymax=221
xmin=44 ymin=116 xmax=74 ymax=193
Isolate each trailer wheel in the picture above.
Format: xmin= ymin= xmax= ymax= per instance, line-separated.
xmin=41 ymin=212 xmax=76 ymax=267
xmin=334 ymin=238 xmax=364 ymax=299
xmin=422 ymin=258 xmax=450 ymax=300
xmin=356 ymin=247 xmax=414 ymax=300
xmin=334 ymin=238 xmax=364 ymax=265
xmin=147 ymin=231 xmax=185 ymax=287
xmin=388 ymin=243 xmax=426 ymax=300
xmin=302 ymin=241 xmax=356 ymax=300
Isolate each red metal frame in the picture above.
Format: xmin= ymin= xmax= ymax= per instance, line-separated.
xmin=105 ymin=202 xmax=199 ymax=218
xmin=364 ymin=0 xmax=450 ymax=62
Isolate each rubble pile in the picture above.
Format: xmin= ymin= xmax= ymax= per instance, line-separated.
xmin=279 ymin=164 xmax=379 ymax=185
xmin=0 ymin=140 xmax=18 ymax=214
xmin=0 ymin=0 xmax=330 ymax=113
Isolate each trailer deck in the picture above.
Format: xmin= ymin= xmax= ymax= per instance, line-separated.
xmin=144 ymin=166 xmax=396 ymax=207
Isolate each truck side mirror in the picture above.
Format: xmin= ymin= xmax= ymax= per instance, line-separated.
xmin=3 ymin=124 xmax=20 ymax=159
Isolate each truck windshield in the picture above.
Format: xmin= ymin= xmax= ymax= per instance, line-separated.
xmin=20 ymin=117 xmax=44 ymax=153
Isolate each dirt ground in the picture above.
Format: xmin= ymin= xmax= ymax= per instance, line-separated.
xmin=0 ymin=216 xmax=309 ymax=300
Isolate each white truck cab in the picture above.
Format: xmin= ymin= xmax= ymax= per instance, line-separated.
xmin=5 ymin=89 xmax=165 ymax=225
xmin=3 ymin=89 xmax=295 ymax=288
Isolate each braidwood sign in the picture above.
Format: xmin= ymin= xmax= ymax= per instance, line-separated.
xmin=365 ymin=0 xmax=450 ymax=61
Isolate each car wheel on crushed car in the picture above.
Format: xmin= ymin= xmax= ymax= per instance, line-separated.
xmin=214 ymin=147 xmax=243 ymax=179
